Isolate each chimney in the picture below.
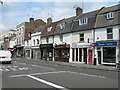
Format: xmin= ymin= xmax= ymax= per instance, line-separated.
xmin=29 ymin=17 xmax=35 ymax=31
xmin=47 ymin=17 xmax=52 ymax=24
xmin=76 ymin=7 xmax=83 ymax=16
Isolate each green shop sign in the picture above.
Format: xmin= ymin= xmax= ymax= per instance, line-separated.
xmin=40 ymin=44 xmax=53 ymax=48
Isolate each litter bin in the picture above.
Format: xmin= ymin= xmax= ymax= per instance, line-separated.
xmin=94 ymin=58 xmax=96 ymax=65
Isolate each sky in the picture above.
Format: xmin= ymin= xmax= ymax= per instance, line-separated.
xmin=0 ymin=0 xmax=119 ymax=34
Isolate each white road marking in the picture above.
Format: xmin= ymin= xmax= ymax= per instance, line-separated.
xmin=27 ymin=75 xmax=66 ymax=89
xmin=9 ymin=71 xmax=66 ymax=78
xmin=67 ymin=71 xmax=106 ymax=78
xmin=31 ymin=64 xmax=56 ymax=70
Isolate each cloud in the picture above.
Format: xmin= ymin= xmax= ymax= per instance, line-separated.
xmin=0 ymin=1 xmax=119 ymax=34
xmin=0 ymin=23 xmax=9 ymax=33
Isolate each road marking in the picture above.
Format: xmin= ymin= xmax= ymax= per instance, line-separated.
xmin=27 ymin=75 xmax=66 ymax=89
xmin=67 ymin=71 xmax=106 ymax=78
xmin=9 ymin=71 xmax=66 ymax=78
xmin=31 ymin=64 xmax=56 ymax=70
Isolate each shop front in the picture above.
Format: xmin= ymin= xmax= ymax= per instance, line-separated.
xmin=24 ymin=46 xmax=31 ymax=59
xmin=40 ymin=44 xmax=53 ymax=61
xmin=54 ymin=44 xmax=70 ymax=62
xmin=31 ymin=46 xmax=40 ymax=60
xmin=16 ymin=45 xmax=24 ymax=58
xmin=95 ymin=41 xmax=118 ymax=65
xmin=72 ymin=43 xmax=93 ymax=64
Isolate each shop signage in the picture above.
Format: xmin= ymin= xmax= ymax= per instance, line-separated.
xmin=95 ymin=42 xmax=117 ymax=47
xmin=72 ymin=43 xmax=91 ymax=48
xmin=40 ymin=44 xmax=53 ymax=48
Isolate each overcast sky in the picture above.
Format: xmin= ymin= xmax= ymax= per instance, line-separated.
xmin=0 ymin=0 xmax=119 ymax=34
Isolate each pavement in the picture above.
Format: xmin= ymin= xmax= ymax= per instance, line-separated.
xmin=13 ymin=57 xmax=119 ymax=72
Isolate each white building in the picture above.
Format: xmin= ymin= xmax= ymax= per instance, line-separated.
xmin=94 ymin=5 xmax=120 ymax=65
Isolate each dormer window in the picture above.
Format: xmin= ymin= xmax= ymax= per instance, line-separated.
xmin=47 ymin=27 xmax=52 ymax=32
xmin=59 ymin=23 xmax=66 ymax=29
xmin=106 ymin=12 xmax=114 ymax=19
xmin=79 ymin=17 xmax=88 ymax=25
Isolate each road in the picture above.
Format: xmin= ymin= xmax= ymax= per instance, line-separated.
xmin=1 ymin=58 xmax=119 ymax=90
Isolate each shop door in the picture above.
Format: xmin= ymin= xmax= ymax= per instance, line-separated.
xmin=83 ymin=48 xmax=87 ymax=64
xmin=88 ymin=49 xmax=92 ymax=64
xmin=97 ymin=51 xmax=101 ymax=64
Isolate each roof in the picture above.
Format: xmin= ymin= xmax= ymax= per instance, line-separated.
xmin=54 ymin=16 xmax=76 ymax=35
xmin=41 ymin=20 xmax=62 ymax=37
xmin=94 ymin=5 xmax=120 ymax=28
xmin=71 ymin=9 xmax=101 ymax=32
xmin=32 ymin=25 xmax=46 ymax=34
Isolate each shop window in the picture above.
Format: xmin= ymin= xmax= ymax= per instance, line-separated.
xmin=79 ymin=33 xmax=84 ymax=42
xmin=103 ymin=47 xmax=116 ymax=63
xmin=76 ymin=48 xmax=78 ymax=61
xmin=107 ymin=28 xmax=113 ymax=39
xmin=79 ymin=48 xmax=82 ymax=62
xmin=72 ymin=48 xmax=74 ymax=61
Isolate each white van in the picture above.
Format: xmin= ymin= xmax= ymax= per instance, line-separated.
xmin=0 ymin=50 xmax=12 ymax=64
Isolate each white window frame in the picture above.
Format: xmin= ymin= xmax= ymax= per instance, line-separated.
xmin=47 ymin=27 xmax=52 ymax=32
xmin=79 ymin=33 xmax=84 ymax=42
xmin=59 ymin=23 xmax=66 ymax=29
xmin=79 ymin=17 xmax=88 ymax=25
xmin=59 ymin=34 xmax=63 ymax=42
xmin=106 ymin=12 xmax=114 ymax=19
xmin=107 ymin=28 xmax=113 ymax=39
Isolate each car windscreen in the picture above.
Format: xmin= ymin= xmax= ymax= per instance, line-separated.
xmin=0 ymin=51 xmax=12 ymax=57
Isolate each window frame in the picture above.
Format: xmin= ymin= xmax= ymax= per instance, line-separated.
xmin=79 ymin=33 xmax=84 ymax=42
xmin=59 ymin=34 xmax=63 ymax=42
xmin=79 ymin=17 xmax=88 ymax=25
xmin=106 ymin=28 xmax=113 ymax=40
xmin=106 ymin=12 xmax=114 ymax=19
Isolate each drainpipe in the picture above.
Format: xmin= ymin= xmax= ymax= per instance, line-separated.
xmin=93 ymin=28 xmax=96 ymax=65
xmin=53 ymin=35 xmax=54 ymax=62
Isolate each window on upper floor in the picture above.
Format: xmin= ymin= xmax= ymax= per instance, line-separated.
xmin=59 ymin=22 xmax=66 ymax=29
xmin=37 ymin=39 xmax=39 ymax=45
xmin=79 ymin=33 xmax=84 ymax=42
xmin=59 ymin=34 xmax=63 ymax=42
xmin=28 ymin=32 xmax=31 ymax=38
xmin=79 ymin=17 xmax=88 ymax=25
xmin=33 ymin=39 xmax=35 ymax=45
xmin=106 ymin=12 xmax=114 ymax=19
xmin=46 ymin=37 xmax=49 ymax=43
xmin=47 ymin=27 xmax=52 ymax=32
xmin=107 ymin=28 xmax=113 ymax=39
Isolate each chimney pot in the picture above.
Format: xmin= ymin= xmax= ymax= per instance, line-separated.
xmin=47 ymin=17 xmax=52 ymax=24
xmin=76 ymin=7 xmax=83 ymax=16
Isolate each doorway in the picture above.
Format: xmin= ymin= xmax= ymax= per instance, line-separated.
xmin=97 ymin=51 xmax=101 ymax=64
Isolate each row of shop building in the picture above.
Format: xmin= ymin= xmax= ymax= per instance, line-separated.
xmin=14 ymin=4 xmax=120 ymax=66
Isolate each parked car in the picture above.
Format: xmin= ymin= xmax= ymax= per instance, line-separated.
xmin=0 ymin=50 xmax=12 ymax=64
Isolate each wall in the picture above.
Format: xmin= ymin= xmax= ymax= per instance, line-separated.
xmin=95 ymin=26 xmax=119 ymax=41
xmin=71 ymin=30 xmax=93 ymax=44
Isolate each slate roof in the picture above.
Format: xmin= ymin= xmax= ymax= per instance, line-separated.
xmin=54 ymin=16 xmax=76 ymax=35
xmin=71 ymin=9 xmax=101 ymax=32
xmin=32 ymin=25 xmax=46 ymax=34
xmin=94 ymin=5 xmax=120 ymax=28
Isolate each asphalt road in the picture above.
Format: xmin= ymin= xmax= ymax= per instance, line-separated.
xmin=1 ymin=59 xmax=119 ymax=90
